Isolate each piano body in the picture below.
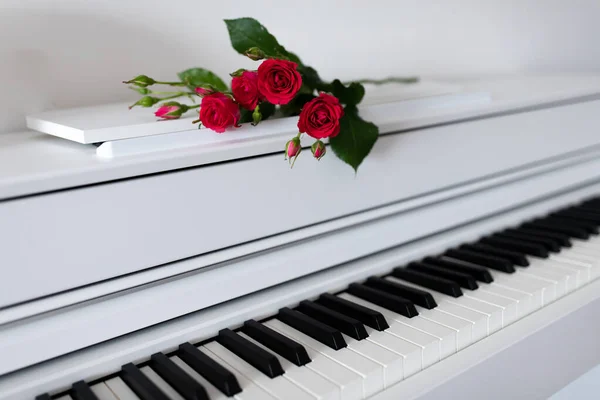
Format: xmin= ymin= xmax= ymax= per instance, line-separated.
xmin=1 ymin=76 xmax=600 ymax=399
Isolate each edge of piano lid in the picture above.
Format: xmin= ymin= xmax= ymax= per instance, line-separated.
xmin=1 ymin=182 xmax=600 ymax=399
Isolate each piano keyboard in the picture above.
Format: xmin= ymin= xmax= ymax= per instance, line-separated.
xmin=36 ymin=197 xmax=600 ymax=400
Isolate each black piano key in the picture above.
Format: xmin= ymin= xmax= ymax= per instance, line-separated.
xmin=511 ymin=227 xmax=572 ymax=247
xmin=522 ymin=221 xmax=589 ymax=240
xmin=493 ymin=232 xmax=561 ymax=252
xmin=346 ymin=283 xmax=419 ymax=318
xmin=178 ymin=342 xmax=242 ymax=396
xmin=243 ymin=319 xmax=311 ymax=366
xmin=150 ymin=353 xmax=209 ymax=400
xmin=297 ymin=300 xmax=369 ymax=340
xmin=216 ymin=328 xmax=284 ymax=378
xmin=553 ymin=210 xmax=600 ymax=224
xmin=460 ymin=243 xmax=530 ymax=266
xmin=577 ymin=204 xmax=600 ymax=213
xmin=277 ymin=307 xmax=347 ymax=350
xmin=390 ymin=268 xmax=463 ymax=297
xmin=121 ymin=363 xmax=170 ymax=400
xmin=502 ymin=229 xmax=565 ymax=251
xmin=407 ymin=262 xmax=479 ymax=290
xmin=35 ymin=394 xmax=52 ymax=400
xmin=316 ymin=293 xmax=389 ymax=331
xmin=540 ymin=217 xmax=599 ymax=234
xmin=423 ymin=257 xmax=494 ymax=283
xmin=480 ymin=236 xmax=549 ymax=258
xmin=444 ymin=248 xmax=516 ymax=273
xmin=365 ymin=276 xmax=437 ymax=309
xmin=71 ymin=381 xmax=99 ymax=400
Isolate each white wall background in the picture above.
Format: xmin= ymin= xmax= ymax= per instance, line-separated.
xmin=1 ymin=0 xmax=600 ymax=134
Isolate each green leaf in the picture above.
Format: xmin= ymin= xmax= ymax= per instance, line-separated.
xmin=239 ymin=108 xmax=254 ymax=124
xmin=330 ymin=80 xmax=365 ymax=106
xmin=178 ymin=68 xmax=229 ymax=92
xmin=224 ymin=18 xmax=302 ymax=64
xmin=279 ymin=93 xmax=316 ymax=117
xmin=298 ymin=65 xmax=323 ymax=90
xmin=329 ymin=106 xmax=379 ymax=172
xmin=259 ymin=101 xmax=276 ymax=120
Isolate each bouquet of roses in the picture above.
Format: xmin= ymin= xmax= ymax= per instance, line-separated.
xmin=124 ymin=18 xmax=416 ymax=171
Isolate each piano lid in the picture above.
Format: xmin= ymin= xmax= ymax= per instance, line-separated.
xmin=0 ymin=75 xmax=599 ymax=200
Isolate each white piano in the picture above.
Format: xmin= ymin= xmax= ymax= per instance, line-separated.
xmin=1 ymin=76 xmax=600 ymax=400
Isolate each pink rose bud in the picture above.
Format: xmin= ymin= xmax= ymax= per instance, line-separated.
xmin=154 ymin=101 xmax=189 ymax=120
xmin=284 ymin=135 xmax=302 ymax=167
xmin=311 ymin=140 xmax=326 ymax=161
xmin=195 ymin=86 xmax=216 ymax=97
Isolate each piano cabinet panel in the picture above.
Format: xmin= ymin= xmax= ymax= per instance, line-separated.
xmin=1 ymin=100 xmax=600 ymax=308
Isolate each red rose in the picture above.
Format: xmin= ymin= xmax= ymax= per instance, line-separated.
xmin=298 ymin=93 xmax=344 ymax=139
xmin=232 ymin=71 xmax=261 ymax=110
xmin=257 ymin=59 xmax=302 ymax=105
xmin=199 ymin=93 xmax=240 ymax=133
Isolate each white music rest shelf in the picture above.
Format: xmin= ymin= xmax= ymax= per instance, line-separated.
xmin=25 ymin=80 xmax=492 ymax=158
xmin=97 ymin=91 xmax=492 ymax=158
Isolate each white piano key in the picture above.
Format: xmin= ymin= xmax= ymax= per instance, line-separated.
xmin=507 ymin=271 xmax=558 ymax=304
xmin=338 ymin=293 xmax=442 ymax=365
xmin=487 ymin=272 xmax=546 ymax=307
xmin=171 ymin=356 xmax=229 ymax=400
xmin=196 ymin=346 xmax=279 ymax=400
xmin=362 ymin=326 xmax=422 ymax=378
xmin=385 ymin=277 xmax=491 ymax=338
xmin=203 ymin=341 xmax=315 ymax=400
xmin=342 ymin=334 xmax=403 ymax=388
xmin=569 ymin=244 xmax=600 ymax=257
xmin=104 ymin=377 xmax=141 ymax=400
xmin=442 ymin=295 xmax=503 ymax=333
xmin=571 ymin=239 xmax=600 ymax=251
xmin=431 ymin=301 xmax=488 ymax=341
xmin=265 ymin=318 xmax=384 ymax=398
xmin=397 ymin=316 xmax=457 ymax=358
xmin=395 ymin=271 xmax=512 ymax=326
xmin=140 ymin=366 xmax=185 ymax=400
xmin=237 ymin=332 xmax=340 ymax=400
xmin=477 ymin=283 xmax=533 ymax=317
xmin=549 ymin=255 xmax=592 ymax=282
xmin=464 ymin=290 xmax=518 ymax=326
xmin=91 ymin=383 xmax=119 ymax=400
xmin=537 ymin=263 xmax=578 ymax=292
xmin=245 ymin=327 xmax=363 ymax=400
xmin=517 ymin=266 xmax=567 ymax=299
xmin=542 ymin=258 xmax=588 ymax=287
xmin=416 ymin=307 xmax=473 ymax=350
xmin=551 ymin=253 xmax=599 ymax=280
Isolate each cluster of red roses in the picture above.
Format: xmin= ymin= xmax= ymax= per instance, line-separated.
xmin=154 ymin=58 xmax=344 ymax=164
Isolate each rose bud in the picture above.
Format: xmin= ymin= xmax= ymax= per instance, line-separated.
xmin=232 ymin=71 xmax=261 ymax=110
xmin=245 ymin=47 xmax=266 ymax=61
xmin=129 ymin=96 xmax=160 ymax=109
xmin=123 ymin=74 xmax=156 ymax=87
xmin=311 ymin=140 xmax=326 ymax=161
xmin=284 ymin=135 xmax=302 ymax=167
xmin=195 ymin=86 xmax=216 ymax=97
xmin=252 ymin=105 xmax=262 ymax=126
xmin=155 ymin=102 xmax=189 ymax=120
xmin=257 ymin=59 xmax=302 ymax=105
xmin=199 ymin=93 xmax=241 ymax=133
xmin=298 ymin=93 xmax=344 ymax=139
